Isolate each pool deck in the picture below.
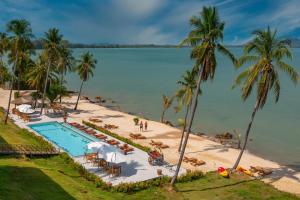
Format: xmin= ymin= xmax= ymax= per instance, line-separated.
xmin=10 ymin=111 xmax=185 ymax=185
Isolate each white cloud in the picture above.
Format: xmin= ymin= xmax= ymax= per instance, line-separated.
xmin=112 ymin=0 xmax=167 ymax=18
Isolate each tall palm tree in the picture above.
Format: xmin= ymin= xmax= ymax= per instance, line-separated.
xmin=57 ymin=45 xmax=74 ymax=102
xmin=40 ymin=28 xmax=63 ymax=115
xmin=4 ymin=19 xmax=33 ymax=124
xmin=232 ymin=27 xmax=299 ymax=169
xmin=171 ymin=6 xmax=236 ymax=185
xmin=160 ymin=94 xmax=174 ymax=123
xmin=26 ymin=54 xmax=58 ymax=93
xmin=175 ymin=69 xmax=199 ymax=152
xmin=74 ymin=52 xmax=97 ymax=110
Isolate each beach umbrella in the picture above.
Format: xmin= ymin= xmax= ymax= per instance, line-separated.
xmin=105 ymin=151 xmax=126 ymax=163
xmin=11 ymin=97 xmax=33 ymax=105
xmin=87 ymin=142 xmax=105 ymax=152
xmin=97 ymin=144 xmax=125 ymax=163
xmin=16 ymin=104 xmax=35 ymax=114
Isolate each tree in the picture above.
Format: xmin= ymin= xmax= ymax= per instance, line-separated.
xmin=175 ymin=69 xmax=199 ymax=152
xmin=160 ymin=94 xmax=173 ymax=123
xmin=26 ymin=54 xmax=58 ymax=93
xmin=57 ymin=45 xmax=74 ymax=102
xmin=74 ymin=52 xmax=97 ymax=110
xmin=40 ymin=28 xmax=63 ymax=115
xmin=46 ymin=83 xmax=69 ymax=103
xmin=232 ymin=27 xmax=299 ymax=169
xmin=171 ymin=6 xmax=236 ymax=185
xmin=4 ymin=19 xmax=33 ymax=124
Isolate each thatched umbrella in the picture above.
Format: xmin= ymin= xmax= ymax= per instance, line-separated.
xmin=11 ymin=96 xmax=33 ymax=105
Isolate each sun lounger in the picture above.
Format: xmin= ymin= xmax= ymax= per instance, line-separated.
xmin=107 ymin=139 xmax=120 ymax=146
xmin=183 ymin=156 xmax=205 ymax=166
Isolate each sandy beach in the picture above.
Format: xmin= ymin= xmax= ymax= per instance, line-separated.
xmin=0 ymin=88 xmax=299 ymax=195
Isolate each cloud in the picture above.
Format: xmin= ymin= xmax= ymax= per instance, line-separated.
xmin=1 ymin=0 xmax=300 ymax=44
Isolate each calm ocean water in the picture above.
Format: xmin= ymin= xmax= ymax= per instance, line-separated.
xmin=66 ymin=48 xmax=300 ymax=168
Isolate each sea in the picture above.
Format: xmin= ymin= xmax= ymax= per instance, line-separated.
xmin=65 ymin=47 xmax=300 ymax=168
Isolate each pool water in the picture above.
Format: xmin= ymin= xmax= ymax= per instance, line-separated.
xmin=29 ymin=122 xmax=95 ymax=157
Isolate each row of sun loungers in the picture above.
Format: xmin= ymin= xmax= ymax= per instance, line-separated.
xmin=183 ymin=156 xmax=206 ymax=167
xmin=68 ymin=122 xmax=134 ymax=155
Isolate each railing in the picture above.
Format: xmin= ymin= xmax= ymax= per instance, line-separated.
xmin=0 ymin=143 xmax=60 ymax=156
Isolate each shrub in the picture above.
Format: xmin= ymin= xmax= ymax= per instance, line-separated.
xmin=133 ymin=117 xmax=139 ymax=125
xmin=14 ymin=91 xmax=20 ymax=99
xmin=82 ymin=120 xmax=151 ymax=152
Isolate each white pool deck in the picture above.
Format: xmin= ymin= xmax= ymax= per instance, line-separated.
xmin=10 ymin=111 xmax=185 ymax=185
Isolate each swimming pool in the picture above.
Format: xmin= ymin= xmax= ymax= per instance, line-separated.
xmin=29 ymin=122 xmax=96 ymax=157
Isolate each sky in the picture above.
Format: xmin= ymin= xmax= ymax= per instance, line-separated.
xmin=1 ymin=0 xmax=300 ymax=45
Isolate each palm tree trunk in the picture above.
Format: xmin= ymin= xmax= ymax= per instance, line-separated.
xmin=232 ymin=100 xmax=260 ymax=169
xmin=59 ymin=73 xmax=63 ymax=103
xmin=160 ymin=109 xmax=166 ymax=123
xmin=171 ymin=68 xmax=203 ymax=186
xmin=178 ymin=104 xmax=190 ymax=152
xmin=40 ymin=60 xmax=51 ymax=115
xmin=17 ymin=73 xmax=20 ymax=93
xmin=74 ymin=80 xmax=84 ymax=110
xmin=4 ymin=50 xmax=18 ymax=124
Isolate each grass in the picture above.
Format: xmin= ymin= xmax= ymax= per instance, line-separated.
xmin=0 ymin=109 xmax=299 ymax=200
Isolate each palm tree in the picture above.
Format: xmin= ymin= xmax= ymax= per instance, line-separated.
xmin=40 ymin=28 xmax=63 ymax=115
xmin=232 ymin=27 xmax=299 ymax=169
xmin=175 ymin=69 xmax=199 ymax=152
xmin=57 ymin=45 xmax=74 ymax=102
xmin=4 ymin=19 xmax=33 ymax=124
xmin=171 ymin=6 xmax=236 ymax=185
xmin=160 ymin=94 xmax=173 ymax=123
xmin=74 ymin=52 xmax=97 ymax=110
xmin=26 ymin=54 xmax=58 ymax=93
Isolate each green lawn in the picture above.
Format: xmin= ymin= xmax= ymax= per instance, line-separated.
xmin=0 ymin=109 xmax=299 ymax=200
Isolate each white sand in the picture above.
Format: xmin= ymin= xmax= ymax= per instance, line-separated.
xmin=0 ymin=88 xmax=299 ymax=195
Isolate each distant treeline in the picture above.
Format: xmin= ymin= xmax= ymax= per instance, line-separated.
xmin=32 ymin=38 xmax=300 ymax=49
xmin=32 ymin=40 xmax=183 ymax=49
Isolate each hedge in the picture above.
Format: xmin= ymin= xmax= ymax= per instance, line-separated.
xmin=82 ymin=120 xmax=151 ymax=152
xmin=59 ymin=153 xmax=204 ymax=193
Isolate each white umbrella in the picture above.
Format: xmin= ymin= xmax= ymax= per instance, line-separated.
xmin=17 ymin=104 xmax=35 ymax=114
xmin=86 ymin=142 xmax=105 ymax=153
xmin=97 ymin=144 xmax=125 ymax=163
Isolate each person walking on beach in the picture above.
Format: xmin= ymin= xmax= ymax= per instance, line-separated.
xmin=144 ymin=121 xmax=148 ymax=131
xmin=140 ymin=121 xmax=143 ymax=131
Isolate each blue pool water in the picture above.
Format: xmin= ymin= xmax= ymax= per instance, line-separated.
xmin=29 ymin=122 xmax=95 ymax=157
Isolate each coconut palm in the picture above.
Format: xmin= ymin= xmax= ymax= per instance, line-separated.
xmin=26 ymin=54 xmax=58 ymax=93
xmin=160 ymin=94 xmax=174 ymax=123
xmin=171 ymin=6 xmax=236 ymax=185
xmin=40 ymin=28 xmax=63 ymax=115
xmin=232 ymin=27 xmax=299 ymax=169
xmin=175 ymin=69 xmax=199 ymax=152
xmin=4 ymin=19 xmax=33 ymax=124
xmin=74 ymin=52 xmax=97 ymax=110
xmin=57 ymin=45 xmax=74 ymax=102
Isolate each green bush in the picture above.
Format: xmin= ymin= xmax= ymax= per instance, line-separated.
xmin=82 ymin=120 xmax=151 ymax=152
xmin=133 ymin=117 xmax=139 ymax=125
xmin=14 ymin=91 xmax=20 ymax=99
